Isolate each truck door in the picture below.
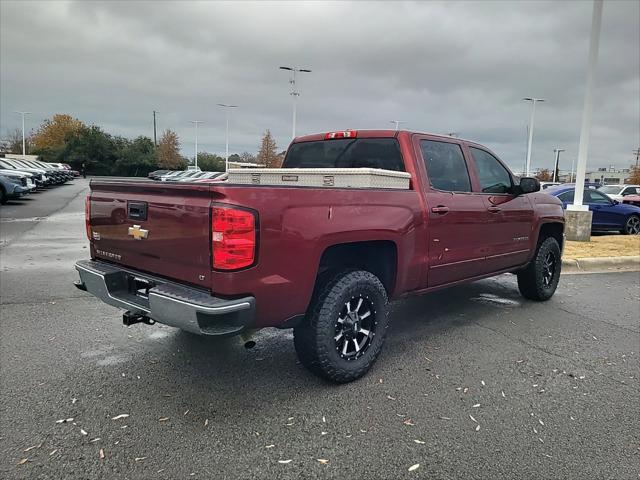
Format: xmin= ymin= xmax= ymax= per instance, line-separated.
xmin=417 ymin=138 xmax=490 ymax=287
xmin=467 ymin=147 xmax=534 ymax=271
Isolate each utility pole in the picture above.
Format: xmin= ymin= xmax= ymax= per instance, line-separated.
xmin=217 ymin=104 xmax=238 ymax=172
xmin=390 ymin=120 xmax=406 ymax=131
xmin=153 ymin=110 xmax=158 ymax=146
xmin=190 ymin=120 xmax=204 ymax=169
xmin=523 ymin=98 xmax=545 ymax=176
xmin=14 ymin=111 xmax=31 ymax=158
xmin=279 ymin=66 xmax=311 ymax=139
xmin=553 ymin=148 xmax=565 ymax=182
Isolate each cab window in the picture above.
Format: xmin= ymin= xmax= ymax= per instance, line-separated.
xmin=470 ymin=147 xmax=512 ymax=194
xmin=420 ymin=140 xmax=471 ymax=192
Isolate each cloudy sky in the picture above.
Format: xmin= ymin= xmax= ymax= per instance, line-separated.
xmin=1 ymin=0 xmax=638 ymax=173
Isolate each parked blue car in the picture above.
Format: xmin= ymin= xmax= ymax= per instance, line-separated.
xmin=546 ymin=185 xmax=640 ymax=235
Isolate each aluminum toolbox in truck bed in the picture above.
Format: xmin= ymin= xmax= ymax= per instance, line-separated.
xmin=227 ymin=167 xmax=411 ymax=189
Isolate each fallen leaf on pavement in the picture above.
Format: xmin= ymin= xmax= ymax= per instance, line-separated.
xmin=265 ymin=445 xmax=275 ymax=449
xmin=469 ymin=415 xmax=477 ymax=423
xmin=134 ymin=457 xmax=147 ymax=462
xmin=99 ymin=449 xmax=105 ymax=460
xmin=80 ymin=429 xmax=88 ymax=436
xmin=414 ymin=439 xmax=425 ymax=444
xmin=403 ymin=419 xmax=415 ymax=426
xmin=472 ymin=404 xmax=481 ymax=408
xmin=204 ymin=419 xmax=209 ymax=427
xmin=49 ymin=449 xmax=58 ymax=456
xmin=111 ymin=414 xmax=129 ymax=420
xmin=278 ymin=459 xmax=292 ymax=464
xmin=24 ymin=444 xmax=41 ymax=452
xmin=387 ymin=395 xmax=396 ymax=400
xmin=90 ymin=438 xmax=101 ymax=443
xmin=317 ymin=459 xmax=329 ymax=464
xmin=17 ymin=458 xmax=28 ymax=465
xmin=159 ymin=417 xmax=169 ymax=422
xmin=409 ymin=464 xmax=420 ymax=471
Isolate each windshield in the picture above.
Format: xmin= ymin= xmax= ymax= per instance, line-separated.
xmin=284 ymin=138 xmax=405 ymax=171
xmin=598 ymin=185 xmax=622 ymax=194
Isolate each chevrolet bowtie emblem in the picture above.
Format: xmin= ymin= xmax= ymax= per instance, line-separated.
xmin=128 ymin=225 xmax=149 ymax=240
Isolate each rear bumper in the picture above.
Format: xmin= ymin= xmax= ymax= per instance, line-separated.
xmin=74 ymin=259 xmax=255 ymax=336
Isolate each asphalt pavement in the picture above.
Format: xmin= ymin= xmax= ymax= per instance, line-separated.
xmin=1 ymin=179 xmax=639 ymax=479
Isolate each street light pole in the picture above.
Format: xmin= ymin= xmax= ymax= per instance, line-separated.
xmin=217 ymin=104 xmax=238 ymax=172
xmin=390 ymin=120 xmax=406 ymax=131
xmin=569 ymin=0 xmax=603 ymax=213
xmin=523 ymin=98 xmax=545 ymax=176
xmin=190 ymin=120 xmax=204 ymax=169
xmin=552 ymin=148 xmax=565 ymax=182
xmin=14 ymin=111 xmax=31 ymax=158
xmin=279 ymin=66 xmax=311 ymax=139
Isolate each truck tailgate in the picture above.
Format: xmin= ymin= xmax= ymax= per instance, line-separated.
xmin=88 ymin=180 xmax=212 ymax=289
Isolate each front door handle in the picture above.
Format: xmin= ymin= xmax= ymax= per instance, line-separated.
xmin=431 ymin=206 xmax=450 ymax=215
xmin=488 ymin=206 xmax=501 ymax=214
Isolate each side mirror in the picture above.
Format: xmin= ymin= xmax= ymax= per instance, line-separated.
xmin=518 ymin=177 xmax=540 ymax=194
xmin=613 ymin=199 xmax=619 ymax=205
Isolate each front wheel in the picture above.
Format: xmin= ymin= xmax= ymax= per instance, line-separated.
xmin=517 ymin=236 xmax=561 ymax=301
xmin=622 ymin=215 xmax=640 ymax=235
xmin=294 ymin=270 xmax=390 ymax=383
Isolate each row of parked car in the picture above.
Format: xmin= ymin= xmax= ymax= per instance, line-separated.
xmin=545 ymin=183 xmax=640 ymax=235
xmin=148 ymin=169 xmax=228 ymax=183
xmin=0 ymin=155 xmax=78 ymax=205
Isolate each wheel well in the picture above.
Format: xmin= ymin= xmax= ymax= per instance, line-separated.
xmin=538 ymin=222 xmax=564 ymax=249
xmin=316 ymin=241 xmax=397 ymax=294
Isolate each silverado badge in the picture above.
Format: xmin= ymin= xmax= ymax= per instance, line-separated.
xmin=128 ymin=225 xmax=149 ymax=240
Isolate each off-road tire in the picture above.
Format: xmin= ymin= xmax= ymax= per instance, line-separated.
xmin=517 ymin=236 xmax=561 ymax=301
xmin=294 ymin=269 xmax=390 ymax=383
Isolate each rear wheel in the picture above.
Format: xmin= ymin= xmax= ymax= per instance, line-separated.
xmin=517 ymin=236 xmax=561 ymax=301
xmin=622 ymin=215 xmax=640 ymax=235
xmin=294 ymin=269 xmax=390 ymax=383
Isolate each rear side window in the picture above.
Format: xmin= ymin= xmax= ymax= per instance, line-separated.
xmin=283 ymin=138 xmax=405 ymax=171
xmin=470 ymin=147 xmax=513 ymax=194
xmin=557 ymin=190 xmax=574 ymax=202
xmin=420 ymin=140 xmax=471 ymax=192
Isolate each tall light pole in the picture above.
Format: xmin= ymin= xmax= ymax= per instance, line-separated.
xmin=190 ymin=120 xmax=204 ymax=169
xmin=217 ymin=103 xmax=238 ymax=172
xmin=566 ymin=0 xmax=603 ymax=242
xmin=569 ymin=0 xmax=603 ymax=214
xmin=552 ymin=148 xmax=565 ymax=182
xmin=279 ymin=66 xmax=311 ymax=139
xmin=14 ymin=111 xmax=31 ymax=158
xmin=523 ymin=98 xmax=545 ymax=176
xmin=390 ymin=120 xmax=406 ymax=131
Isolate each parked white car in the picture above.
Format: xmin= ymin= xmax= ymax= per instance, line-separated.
xmin=597 ymin=184 xmax=640 ymax=202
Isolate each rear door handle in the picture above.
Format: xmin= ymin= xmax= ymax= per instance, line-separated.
xmin=431 ymin=206 xmax=450 ymax=215
xmin=488 ymin=206 xmax=501 ymax=213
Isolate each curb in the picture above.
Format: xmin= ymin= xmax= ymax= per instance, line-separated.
xmin=562 ymin=255 xmax=640 ymax=274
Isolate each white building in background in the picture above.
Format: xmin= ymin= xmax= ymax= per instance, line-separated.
xmin=584 ymin=167 xmax=632 ymax=185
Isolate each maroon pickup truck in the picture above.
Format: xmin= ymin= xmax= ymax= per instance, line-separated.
xmin=75 ymin=130 xmax=564 ymax=382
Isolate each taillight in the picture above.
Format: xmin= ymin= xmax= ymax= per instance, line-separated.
xmin=212 ymin=206 xmax=256 ymax=270
xmin=85 ymin=195 xmax=91 ymax=241
xmin=324 ymin=130 xmax=357 ymax=140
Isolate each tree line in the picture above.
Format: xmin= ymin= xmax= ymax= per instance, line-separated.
xmin=4 ymin=114 xmax=283 ymax=176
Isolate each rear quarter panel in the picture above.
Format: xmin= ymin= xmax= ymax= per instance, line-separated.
xmin=210 ymin=186 xmax=426 ymax=327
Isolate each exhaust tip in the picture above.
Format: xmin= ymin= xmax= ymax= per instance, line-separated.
xmin=244 ymin=340 xmax=256 ymax=350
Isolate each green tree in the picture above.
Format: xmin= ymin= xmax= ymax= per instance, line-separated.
xmin=256 ymin=130 xmax=278 ymax=168
xmin=156 ymin=129 xmax=185 ymax=169
xmin=113 ymin=136 xmax=157 ymax=176
xmin=195 ymin=152 xmax=225 ymax=172
xmin=59 ymin=125 xmax=117 ymax=175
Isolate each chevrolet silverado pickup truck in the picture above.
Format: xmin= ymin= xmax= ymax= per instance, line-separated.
xmin=75 ymin=130 xmax=564 ymax=383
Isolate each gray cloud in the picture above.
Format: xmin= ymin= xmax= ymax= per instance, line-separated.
xmin=1 ymin=0 xmax=638 ymax=173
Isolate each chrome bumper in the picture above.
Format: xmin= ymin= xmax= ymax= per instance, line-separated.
xmin=75 ymin=260 xmax=255 ymax=336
